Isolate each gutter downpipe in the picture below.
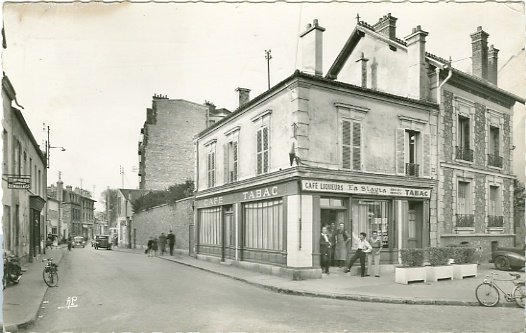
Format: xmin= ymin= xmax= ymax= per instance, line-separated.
xmin=435 ymin=65 xmax=452 ymax=247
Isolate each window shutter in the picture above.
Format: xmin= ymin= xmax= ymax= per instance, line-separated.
xmin=233 ymin=141 xmax=238 ymax=181
xmin=352 ymin=121 xmax=361 ymax=170
xmin=223 ymin=143 xmax=229 ymax=183
xmin=211 ymin=151 xmax=215 ymax=186
xmin=263 ymin=127 xmax=269 ymax=173
xmin=396 ymin=128 xmax=405 ymax=175
xmin=256 ymin=129 xmax=262 ymax=174
xmin=342 ymin=120 xmax=351 ymax=169
xmin=422 ymin=133 xmax=430 ymax=177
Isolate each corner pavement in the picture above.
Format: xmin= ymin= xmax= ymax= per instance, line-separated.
xmin=3 ymin=245 xmax=67 ymax=333
xmin=113 ymin=246 xmax=525 ymax=307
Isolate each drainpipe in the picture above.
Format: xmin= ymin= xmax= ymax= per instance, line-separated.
xmin=435 ymin=65 xmax=452 ymax=248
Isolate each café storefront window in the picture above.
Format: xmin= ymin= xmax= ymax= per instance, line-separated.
xmin=351 ymin=200 xmax=390 ymax=248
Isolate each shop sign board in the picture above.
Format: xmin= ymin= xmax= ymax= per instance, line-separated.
xmin=196 ymin=183 xmax=292 ymax=208
xmin=301 ymin=180 xmax=431 ymax=198
xmin=8 ymin=175 xmax=30 ymax=189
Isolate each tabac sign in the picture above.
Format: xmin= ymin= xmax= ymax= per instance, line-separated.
xmin=301 ymin=180 xmax=431 ymax=198
xmin=8 ymin=176 xmax=31 ymax=189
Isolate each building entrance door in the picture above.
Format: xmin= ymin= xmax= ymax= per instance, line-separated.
xmin=405 ymin=201 xmax=425 ymax=249
xmin=222 ymin=205 xmax=234 ymax=261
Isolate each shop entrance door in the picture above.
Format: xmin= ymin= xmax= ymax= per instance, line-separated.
xmin=406 ymin=201 xmax=424 ymax=248
xmin=222 ymin=205 xmax=234 ymax=261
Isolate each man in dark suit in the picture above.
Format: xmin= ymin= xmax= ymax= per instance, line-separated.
xmin=166 ymin=230 xmax=176 ymax=256
xmin=320 ymin=226 xmax=332 ymax=274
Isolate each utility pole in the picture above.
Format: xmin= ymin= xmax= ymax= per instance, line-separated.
xmin=265 ymin=49 xmax=272 ymax=90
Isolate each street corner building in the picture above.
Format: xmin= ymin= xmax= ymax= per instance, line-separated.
xmin=193 ymin=15 xmax=525 ymax=279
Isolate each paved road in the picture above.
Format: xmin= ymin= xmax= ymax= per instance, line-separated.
xmin=22 ymin=247 xmax=525 ymax=333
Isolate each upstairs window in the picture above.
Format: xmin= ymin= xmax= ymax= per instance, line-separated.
xmin=206 ymin=142 xmax=216 ymax=188
xmin=489 ymin=185 xmax=500 ymax=216
xmin=341 ymin=119 xmax=361 ymax=170
xmin=457 ymin=116 xmax=473 ymax=162
xmin=224 ymin=140 xmax=238 ymax=183
xmin=488 ymin=126 xmax=502 ymax=168
xmin=256 ymin=126 xmax=269 ymax=175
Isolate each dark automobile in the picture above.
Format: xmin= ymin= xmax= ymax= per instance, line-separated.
xmin=94 ymin=235 xmax=112 ymax=250
xmin=490 ymin=245 xmax=526 ymax=271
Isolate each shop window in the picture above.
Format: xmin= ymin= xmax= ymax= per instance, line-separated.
xmin=198 ymin=207 xmax=221 ymax=245
xmin=352 ymin=200 xmax=389 ymax=248
xmin=320 ymin=197 xmax=344 ymax=207
xmin=244 ymin=199 xmax=283 ymax=250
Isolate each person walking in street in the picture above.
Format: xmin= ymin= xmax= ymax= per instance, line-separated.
xmin=167 ymin=230 xmax=175 ymax=256
xmin=320 ymin=226 xmax=332 ymax=274
xmin=152 ymin=237 xmax=158 ymax=257
xmin=67 ymin=234 xmax=73 ymax=251
xmin=367 ymin=230 xmax=382 ymax=277
xmin=147 ymin=237 xmax=154 ymax=257
xmin=344 ymin=232 xmax=372 ymax=277
xmin=333 ymin=223 xmax=350 ymax=268
xmin=158 ymin=233 xmax=166 ymax=256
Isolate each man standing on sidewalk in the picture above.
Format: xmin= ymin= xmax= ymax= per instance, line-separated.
xmin=367 ymin=230 xmax=382 ymax=277
xmin=167 ymin=230 xmax=175 ymax=256
xmin=344 ymin=232 xmax=371 ymax=277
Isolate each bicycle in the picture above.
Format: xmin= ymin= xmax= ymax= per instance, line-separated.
xmin=475 ymin=271 xmax=525 ymax=307
xmin=42 ymin=258 xmax=59 ymax=287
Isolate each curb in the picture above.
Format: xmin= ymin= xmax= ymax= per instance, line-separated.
xmin=116 ymin=248 xmax=520 ymax=308
xmin=4 ymin=246 xmax=68 ymax=333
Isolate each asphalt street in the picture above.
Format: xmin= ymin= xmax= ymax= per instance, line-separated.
xmin=21 ymin=246 xmax=525 ymax=333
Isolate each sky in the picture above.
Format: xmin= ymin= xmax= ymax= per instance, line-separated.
xmin=2 ymin=1 xmax=525 ymax=211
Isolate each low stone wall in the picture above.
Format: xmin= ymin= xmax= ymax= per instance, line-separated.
xmin=132 ymin=198 xmax=194 ymax=254
xmin=440 ymin=234 xmax=515 ymax=264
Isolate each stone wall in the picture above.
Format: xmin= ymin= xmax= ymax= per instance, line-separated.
xmin=132 ymin=197 xmax=194 ymax=254
xmin=442 ymin=90 xmax=454 ymax=163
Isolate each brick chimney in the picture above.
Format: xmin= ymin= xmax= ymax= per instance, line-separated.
xmin=235 ymin=87 xmax=251 ymax=107
xmin=405 ymin=25 xmax=429 ymax=100
xmin=373 ymin=13 xmax=398 ymax=39
xmin=487 ymin=44 xmax=499 ymax=85
xmin=470 ymin=26 xmax=489 ymax=80
xmin=299 ymin=19 xmax=325 ymax=76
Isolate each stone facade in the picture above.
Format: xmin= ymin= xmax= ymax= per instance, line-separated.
xmin=131 ymin=198 xmax=193 ymax=254
xmin=442 ymin=90 xmax=454 ymax=163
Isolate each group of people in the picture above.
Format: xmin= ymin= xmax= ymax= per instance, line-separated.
xmin=320 ymin=222 xmax=382 ymax=277
xmin=146 ymin=230 xmax=176 ymax=257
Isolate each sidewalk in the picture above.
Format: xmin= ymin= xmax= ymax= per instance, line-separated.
xmin=3 ymin=245 xmax=67 ymax=333
xmin=114 ymin=246 xmax=524 ymax=308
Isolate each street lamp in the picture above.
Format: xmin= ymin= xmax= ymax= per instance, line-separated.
xmin=46 ymin=125 xmax=66 ymax=169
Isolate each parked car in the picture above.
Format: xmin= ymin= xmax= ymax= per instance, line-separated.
xmin=490 ymin=245 xmax=526 ymax=271
xmin=73 ymin=236 xmax=85 ymax=248
xmin=95 ymin=235 xmax=112 ymax=250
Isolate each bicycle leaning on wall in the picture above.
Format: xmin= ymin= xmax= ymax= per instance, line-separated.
xmin=475 ymin=271 xmax=525 ymax=308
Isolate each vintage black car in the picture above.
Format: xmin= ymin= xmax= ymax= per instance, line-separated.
xmin=490 ymin=245 xmax=526 ymax=271
xmin=94 ymin=235 xmax=112 ymax=250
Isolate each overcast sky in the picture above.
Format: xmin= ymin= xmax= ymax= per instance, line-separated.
xmin=2 ymin=1 xmax=524 ymax=210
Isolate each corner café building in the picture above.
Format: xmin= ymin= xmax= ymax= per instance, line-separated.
xmin=194 ymin=168 xmax=435 ymax=279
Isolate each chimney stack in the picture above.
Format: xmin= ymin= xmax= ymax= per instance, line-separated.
xmin=487 ymin=44 xmax=499 ymax=85
xmin=405 ymin=25 xmax=429 ymax=100
xmin=235 ymin=87 xmax=251 ymax=107
xmin=470 ymin=26 xmax=489 ymax=80
xmin=373 ymin=13 xmax=398 ymax=40
xmin=299 ymin=19 xmax=325 ymax=76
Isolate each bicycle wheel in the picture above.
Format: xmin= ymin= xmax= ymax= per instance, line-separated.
xmin=475 ymin=283 xmax=500 ymax=307
xmin=513 ymin=283 xmax=525 ymax=308
xmin=43 ymin=268 xmax=59 ymax=287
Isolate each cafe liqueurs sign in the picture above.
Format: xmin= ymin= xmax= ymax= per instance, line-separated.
xmin=302 ymin=180 xmax=431 ymax=198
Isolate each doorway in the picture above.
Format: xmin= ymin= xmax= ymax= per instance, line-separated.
xmin=406 ymin=201 xmax=425 ymax=248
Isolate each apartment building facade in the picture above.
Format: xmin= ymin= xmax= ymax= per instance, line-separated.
xmin=193 ymin=15 xmax=523 ymax=278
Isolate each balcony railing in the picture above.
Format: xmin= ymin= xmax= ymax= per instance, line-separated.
xmin=487 ymin=215 xmax=504 ymax=228
xmin=405 ymin=163 xmax=420 ymax=177
xmin=487 ymin=154 xmax=503 ymax=168
xmin=456 ymin=214 xmax=475 ymax=227
xmin=456 ymin=146 xmax=474 ymax=162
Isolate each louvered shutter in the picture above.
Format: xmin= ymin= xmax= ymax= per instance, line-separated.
xmin=396 ymin=128 xmax=405 ymax=175
xmin=211 ymin=151 xmax=215 ymax=187
xmin=263 ymin=127 xmax=269 ymax=173
xmin=342 ymin=120 xmax=351 ymax=169
xmin=352 ymin=121 xmax=361 ymax=170
xmin=422 ymin=133 xmax=430 ymax=177
xmin=256 ymin=129 xmax=262 ymax=175
xmin=233 ymin=141 xmax=238 ymax=181
xmin=223 ymin=143 xmax=229 ymax=183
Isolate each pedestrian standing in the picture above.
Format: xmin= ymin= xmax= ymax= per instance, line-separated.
xmin=152 ymin=237 xmax=158 ymax=257
xmin=158 ymin=233 xmax=166 ymax=256
xmin=320 ymin=226 xmax=332 ymax=274
xmin=344 ymin=232 xmax=372 ymax=277
xmin=333 ymin=223 xmax=350 ymax=268
xmin=166 ymin=230 xmax=175 ymax=256
xmin=367 ymin=230 xmax=382 ymax=277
